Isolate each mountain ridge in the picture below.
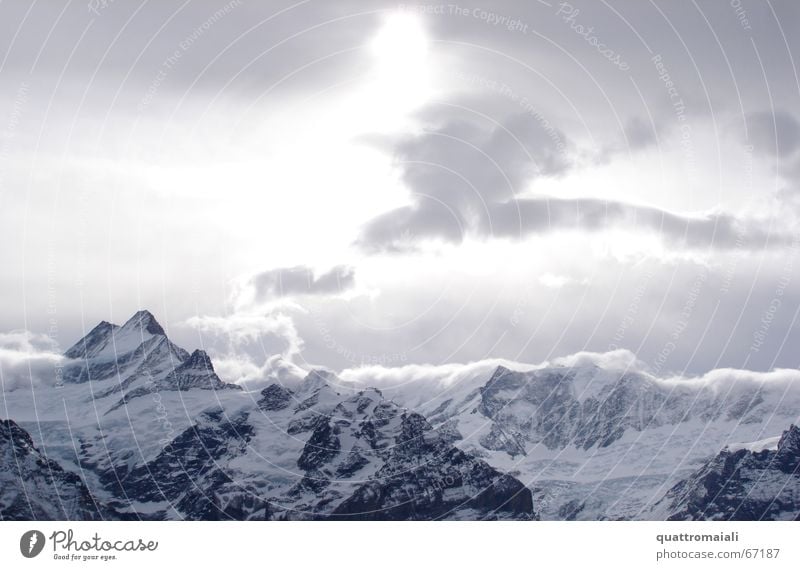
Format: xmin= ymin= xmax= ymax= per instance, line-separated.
xmin=2 ymin=310 xmax=800 ymax=520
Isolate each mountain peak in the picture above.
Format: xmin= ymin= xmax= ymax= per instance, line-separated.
xmin=156 ymin=348 xmax=241 ymax=392
xmin=777 ymin=424 xmax=800 ymax=456
xmin=491 ymin=364 xmax=514 ymax=377
xmin=302 ymin=369 xmax=337 ymax=391
xmin=64 ymin=320 xmax=119 ymax=359
xmin=1 ymin=418 xmax=35 ymax=450
xmin=183 ymin=349 xmax=214 ymax=371
xmin=122 ymin=310 xmax=165 ymax=336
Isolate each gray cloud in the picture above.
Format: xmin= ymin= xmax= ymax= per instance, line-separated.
xmin=0 ymin=331 xmax=67 ymax=392
xmin=494 ymin=197 xmax=784 ymax=249
xmin=357 ymin=101 xmax=784 ymax=252
xmin=747 ymin=111 xmax=800 ymax=158
xmin=361 ymin=194 xmax=786 ymax=253
xmin=0 ymin=1 xmax=394 ymax=101
xmin=252 ymin=265 xmax=355 ymax=300
xmin=357 ymin=102 xmax=573 ymax=251
xmin=622 ymin=116 xmax=658 ymax=151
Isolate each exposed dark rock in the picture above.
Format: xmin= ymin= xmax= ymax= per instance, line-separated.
xmin=331 ymin=413 xmax=536 ymax=520
xmin=258 ymin=384 xmax=294 ymax=411
xmin=657 ymin=425 xmax=800 ymax=521
xmin=0 ymin=419 xmax=106 ymax=521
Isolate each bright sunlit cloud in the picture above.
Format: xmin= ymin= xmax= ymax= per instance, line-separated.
xmin=370 ymin=12 xmax=429 ymax=74
xmin=362 ymin=12 xmax=433 ymax=130
xmin=135 ymin=11 xmax=438 ymax=273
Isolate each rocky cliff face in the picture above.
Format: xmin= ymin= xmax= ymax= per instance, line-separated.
xmin=106 ymin=348 xmax=241 ymax=413
xmin=0 ymin=419 xmax=106 ymax=521
xmin=331 ymin=412 xmax=535 ymax=520
xmin=654 ymin=425 xmax=800 ymax=521
xmin=104 ymin=407 xmax=261 ymax=520
xmin=92 ymin=379 xmax=537 ymax=521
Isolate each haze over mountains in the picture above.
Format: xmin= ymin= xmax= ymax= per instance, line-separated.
xmin=2 ymin=310 xmax=799 ymax=520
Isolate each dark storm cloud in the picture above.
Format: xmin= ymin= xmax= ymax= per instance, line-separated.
xmin=252 ymin=265 xmax=355 ymax=300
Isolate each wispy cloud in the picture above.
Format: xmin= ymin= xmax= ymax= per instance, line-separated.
xmin=0 ymin=331 xmax=67 ymax=392
xmin=185 ymin=307 xmax=313 ymax=390
xmin=251 ymin=265 xmax=356 ymax=301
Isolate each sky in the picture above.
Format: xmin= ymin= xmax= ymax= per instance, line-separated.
xmin=1 ymin=0 xmax=800 ymax=386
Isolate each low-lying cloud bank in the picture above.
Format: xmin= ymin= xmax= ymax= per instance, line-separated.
xmin=335 ymin=348 xmax=800 ymax=408
xmin=0 ymin=331 xmax=69 ymax=391
xmin=5 ymin=332 xmax=800 ymax=413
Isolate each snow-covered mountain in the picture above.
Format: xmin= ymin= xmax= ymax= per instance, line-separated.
xmin=2 ymin=311 xmax=535 ymax=520
xmin=63 ymin=310 xmax=189 ymax=389
xmin=2 ymin=310 xmax=799 ymax=520
xmin=1 ymin=419 xmax=105 ymax=520
xmin=405 ymin=363 xmax=800 ymax=519
xmin=651 ymin=425 xmax=800 ymax=521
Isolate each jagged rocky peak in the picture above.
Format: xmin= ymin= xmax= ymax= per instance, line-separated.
xmin=329 ymin=411 xmax=537 ymax=520
xmin=162 ymin=348 xmax=240 ymax=391
xmin=61 ymin=309 xmax=190 ymax=385
xmin=481 ymin=365 xmax=515 ymax=389
xmin=489 ymin=364 xmax=514 ymax=378
xmin=481 ymin=365 xmax=561 ymax=396
xmin=64 ymin=309 xmax=168 ymax=359
xmin=0 ymin=418 xmax=35 ymax=450
xmin=121 ymin=309 xmax=166 ymax=336
xmin=654 ymin=424 xmax=800 ymax=521
xmin=258 ymin=383 xmax=295 ymax=411
xmin=182 ymin=349 xmax=215 ymax=371
xmin=64 ymin=320 xmax=119 ymax=359
xmin=776 ymin=424 xmax=800 ymax=458
xmin=302 ymin=369 xmax=338 ymax=391
xmin=104 ymin=348 xmax=240 ymax=413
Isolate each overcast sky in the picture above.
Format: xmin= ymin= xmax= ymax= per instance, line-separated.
xmin=1 ymin=0 xmax=799 ymax=384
